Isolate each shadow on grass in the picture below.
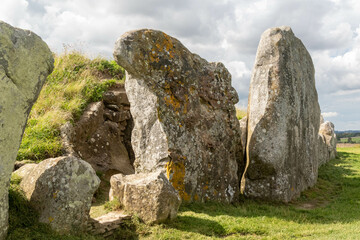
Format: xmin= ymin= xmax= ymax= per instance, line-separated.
xmin=170 ymin=149 xmax=360 ymax=227
xmin=166 ymin=215 xmax=226 ymax=237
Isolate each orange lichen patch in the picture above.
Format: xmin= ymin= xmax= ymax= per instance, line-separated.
xmin=53 ymin=190 xmax=58 ymax=199
xmin=166 ymin=160 xmax=191 ymax=201
xmin=194 ymin=194 xmax=199 ymax=201
xmin=183 ymin=94 xmax=189 ymax=114
xmin=149 ymin=32 xmax=176 ymax=64
xmin=163 ymin=82 xmax=181 ymax=110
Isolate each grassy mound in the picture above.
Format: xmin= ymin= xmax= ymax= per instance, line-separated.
xmin=17 ymin=52 xmax=125 ymax=162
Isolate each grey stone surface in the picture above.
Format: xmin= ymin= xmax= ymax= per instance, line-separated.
xmin=244 ymin=26 xmax=321 ymax=202
xmin=109 ymin=171 xmax=181 ymax=224
xmin=319 ymin=121 xmax=337 ymax=163
xmin=239 ymin=116 xmax=248 ymax=193
xmin=12 ymin=163 xmax=37 ymax=179
xmin=87 ymin=211 xmax=131 ymax=237
xmin=61 ymin=85 xmax=134 ymax=175
xmin=0 ymin=21 xmax=53 ymax=239
xmin=19 ymin=156 xmax=100 ymax=233
xmin=114 ymin=29 xmax=242 ymax=202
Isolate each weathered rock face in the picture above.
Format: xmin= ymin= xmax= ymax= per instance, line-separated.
xmin=109 ymin=171 xmax=181 ymax=224
xmin=239 ymin=117 xmax=248 ymax=156
xmin=244 ymin=26 xmax=321 ymax=202
xmin=114 ymin=29 xmax=242 ymax=203
xmin=19 ymin=156 xmax=100 ymax=233
xmin=61 ymin=84 xmax=134 ymax=175
xmin=319 ymin=121 xmax=337 ymax=162
xmin=0 ymin=21 xmax=53 ymax=239
xmin=87 ymin=211 xmax=131 ymax=238
xmin=12 ymin=163 xmax=37 ymax=179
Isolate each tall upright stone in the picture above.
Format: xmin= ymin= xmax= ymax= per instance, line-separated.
xmin=0 ymin=21 xmax=54 ymax=239
xmin=319 ymin=121 xmax=337 ymax=164
xmin=114 ymin=29 xmax=242 ymax=203
xmin=244 ymin=26 xmax=320 ymax=202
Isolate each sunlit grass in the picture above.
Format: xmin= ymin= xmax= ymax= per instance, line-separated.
xmin=17 ymin=52 xmax=124 ymax=161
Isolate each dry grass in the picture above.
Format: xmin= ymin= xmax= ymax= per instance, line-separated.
xmin=236 ymin=107 xmax=247 ymax=120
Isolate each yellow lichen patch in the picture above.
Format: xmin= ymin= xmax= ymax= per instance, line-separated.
xmin=194 ymin=194 xmax=199 ymax=201
xmin=183 ymin=94 xmax=189 ymax=114
xmin=166 ymin=160 xmax=191 ymax=201
xmin=53 ymin=190 xmax=58 ymax=199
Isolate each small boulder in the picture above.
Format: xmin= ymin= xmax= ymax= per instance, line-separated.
xmin=12 ymin=163 xmax=37 ymax=179
xmin=19 ymin=156 xmax=100 ymax=233
xmin=109 ymin=171 xmax=181 ymax=224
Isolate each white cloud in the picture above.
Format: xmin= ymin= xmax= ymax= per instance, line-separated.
xmin=322 ymin=112 xmax=339 ymax=117
xmin=0 ymin=0 xmax=360 ymax=130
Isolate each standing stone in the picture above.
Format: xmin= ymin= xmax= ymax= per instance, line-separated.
xmin=319 ymin=121 xmax=337 ymax=161
xmin=19 ymin=156 xmax=100 ymax=233
xmin=109 ymin=171 xmax=181 ymax=224
xmin=0 ymin=21 xmax=53 ymax=239
xmin=114 ymin=29 xmax=242 ymax=202
xmin=239 ymin=117 xmax=248 ymax=156
xmin=244 ymin=26 xmax=320 ymax=202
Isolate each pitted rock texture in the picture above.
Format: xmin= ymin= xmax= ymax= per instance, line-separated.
xmin=0 ymin=21 xmax=53 ymax=240
xmin=87 ymin=211 xmax=131 ymax=238
xmin=114 ymin=29 xmax=242 ymax=203
xmin=12 ymin=163 xmax=37 ymax=179
xmin=61 ymin=84 xmax=135 ymax=175
xmin=238 ymin=116 xmax=248 ymax=192
xmin=109 ymin=171 xmax=181 ymax=224
xmin=244 ymin=26 xmax=321 ymax=202
xmin=319 ymin=121 xmax=337 ymax=163
xmin=239 ymin=117 xmax=248 ymax=157
xmin=19 ymin=156 xmax=100 ymax=233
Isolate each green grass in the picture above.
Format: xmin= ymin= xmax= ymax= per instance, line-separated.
xmin=119 ymin=146 xmax=360 ymax=239
xmin=17 ymin=52 xmax=125 ymax=162
xmin=9 ymin=146 xmax=360 ymax=239
xmin=236 ymin=108 xmax=247 ymax=120
xmin=340 ymin=137 xmax=360 ymax=143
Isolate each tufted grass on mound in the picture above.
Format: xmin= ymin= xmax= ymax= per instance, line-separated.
xmin=17 ymin=52 xmax=125 ymax=162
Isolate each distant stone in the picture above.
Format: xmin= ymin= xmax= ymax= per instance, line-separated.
xmin=61 ymin=85 xmax=135 ymax=175
xmin=109 ymin=171 xmax=181 ymax=224
xmin=319 ymin=121 xmax=337 ymax=161
xmin=114 ymin=29 xmax=242 ymax=202
xmin=239 ymin=117 xmax=248 ymax=155
xmin=12 ymin=163 xmax=37 ymax=179
xmin=0 ymin=21 xmax=54 ymax=240
xmin=245 ymin=26 xmax=321 ymax=202
xmin=19 ymin=156 xmax=100 ymax=233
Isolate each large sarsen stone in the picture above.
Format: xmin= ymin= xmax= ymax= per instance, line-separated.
xmin=0 ymin=21 xmax=53 ymax=239
xmin=114 ymin=29 xmax=242 ymax=202
xmin=244 ymin=26 xmax=321 ymax=202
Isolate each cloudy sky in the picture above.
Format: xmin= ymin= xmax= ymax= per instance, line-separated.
xmin=1 ymin=0 xmax=359 ymax=130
